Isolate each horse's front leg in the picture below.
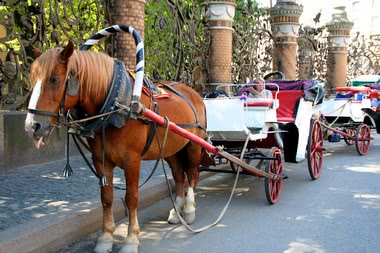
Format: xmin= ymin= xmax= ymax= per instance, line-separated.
xmin=94 ymin=161 xmax=115 ymax=253
xmin=119 ymin=156 xmax=141 ymax=253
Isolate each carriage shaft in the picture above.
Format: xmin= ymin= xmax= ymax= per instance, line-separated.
xmin=143 ymin=108 xmax=282 ymax=181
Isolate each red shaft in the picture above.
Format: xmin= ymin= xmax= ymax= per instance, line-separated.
xmin=144 ymin=108 xmax=218 ymax=154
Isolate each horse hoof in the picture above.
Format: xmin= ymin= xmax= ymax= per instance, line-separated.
xmin=183 ymin=211 xmax=196 ymax=224
xmin=119 ymin=243 xmax=139 ymax=253
xmin=94 ymin=232 xmax=113 ymax=253
xmin=167 ymin=208 xmax=180 ymax=224
xmin=93 ymin=241 xmax=113 ymax=253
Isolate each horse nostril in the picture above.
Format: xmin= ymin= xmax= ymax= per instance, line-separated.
xmin=32 ymin=122 xmax=41 ymax=133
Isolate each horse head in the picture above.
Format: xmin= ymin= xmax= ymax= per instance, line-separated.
xmin=25 ymin=41 xmax=80 ymax=149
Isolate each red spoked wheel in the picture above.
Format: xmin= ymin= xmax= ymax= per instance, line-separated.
xmin=343 ymin=128 xmax=356 ymax=145
xmin=307 ymin=119 xmax=324 ymax=180
xmin=355 ymin=124 xmax=371 ymax=156
xmin=264 ymin=147 xmax=283 ymax=204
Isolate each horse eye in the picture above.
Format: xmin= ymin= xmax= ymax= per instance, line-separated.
xmin=50 ymin=76 xmax=59 ymax=85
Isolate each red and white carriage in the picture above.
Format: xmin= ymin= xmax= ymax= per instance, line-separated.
xmin=316 ymin=86 xmax=377 ymax=156
xmin=202 ymin=78 xmax=325 ymax=203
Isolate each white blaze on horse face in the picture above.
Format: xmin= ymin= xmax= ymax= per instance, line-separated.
xmin=25 ymin=79 xmax=42 ymax=132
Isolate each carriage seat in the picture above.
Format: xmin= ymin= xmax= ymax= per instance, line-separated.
xmin=266 ymin=80 xmax=324 ymax=122
xmin=265 ymin=79 xmax=315 ymax=91
xmin=271 ymin=90 xmax=304 ymax=122
xmin=244 ymin=98 xmax=274 ymax=108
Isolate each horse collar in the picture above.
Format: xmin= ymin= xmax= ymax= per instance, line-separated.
xmin=72 ymin=59 xmax=132 ymax=137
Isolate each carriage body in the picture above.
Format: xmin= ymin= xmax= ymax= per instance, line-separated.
xmin=317 ymin=86 xmax=373 ymax=124
xmin=204 ymin=97 xmax=278 ymax=142
xmin=203 ymin=79 xmax=325 ymax=203
xmin=316 ymin=86 xmax=376 ymax=156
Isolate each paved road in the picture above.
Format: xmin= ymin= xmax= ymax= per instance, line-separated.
xmin=55 ymin=133 xmax=380 ymax=253
xmin=0 ymin=156 xmax=165 ymax=231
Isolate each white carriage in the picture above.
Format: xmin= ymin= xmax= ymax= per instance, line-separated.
xmin=202 ymin=79 xmax=325 ymax=203
xmin=316 ymin=86 xmax=376 ymax=155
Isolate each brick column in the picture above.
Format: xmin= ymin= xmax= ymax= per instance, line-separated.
xmin=270 ymin=0 xmax=303 ymax=80
xmin=204 ymin=0 xmax=236 ymax=90
xmin=110 ymin=0 xmax=145 ymax=69
xmin=326 ymin=6 xmax=353 ymax=94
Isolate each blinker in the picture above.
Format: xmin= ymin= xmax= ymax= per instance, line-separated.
xmin=67 ymin=72 xmax=79 ymax=96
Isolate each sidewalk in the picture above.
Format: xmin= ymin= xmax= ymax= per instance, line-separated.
xmin=0 ymin=156 xmax=197 ymax=253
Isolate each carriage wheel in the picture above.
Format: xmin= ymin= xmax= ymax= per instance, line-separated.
xmin=307 ymin=119 xmax=324 ymax=180
xmin=355 ymin=124 xmax=371 ymax=156
xmin=264 ymin=147 xmax=283 ymax=204
xmin=343 ymin=128 xmax=356 ymax=145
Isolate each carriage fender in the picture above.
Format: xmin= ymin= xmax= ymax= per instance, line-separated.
xmin=362 ymin=108 xmax=380 ymax=133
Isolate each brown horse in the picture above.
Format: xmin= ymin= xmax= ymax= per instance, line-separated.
xmin=24 ymin=41 xmax=212 ymax=253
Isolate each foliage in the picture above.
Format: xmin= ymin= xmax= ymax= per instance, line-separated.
xmin=144 ymin=0 xmax=207 ymax=87
xmin=0 ymin=0 xmax=105 ymax=110
xmin=1 ymin=0 xmax=379 ymax=111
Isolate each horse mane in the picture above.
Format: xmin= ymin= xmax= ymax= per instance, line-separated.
xmin=31 ymin=48 xmax=114 ymax=103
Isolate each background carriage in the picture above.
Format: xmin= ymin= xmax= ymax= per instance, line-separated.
xmin=316 ymin=86 xmax=376 ymax=156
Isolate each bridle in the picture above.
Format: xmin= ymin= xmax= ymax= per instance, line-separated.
xmin=28 ymin=74 xmax=73 ymax=127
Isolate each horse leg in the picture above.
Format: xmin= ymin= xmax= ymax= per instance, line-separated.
xmin=119 ymin=156 xmax=140 ymax=253
xmin=94 ymin=162 xmax=115 ymax=253
xmin=183 ymin=167 xmax=199 ymax=224
xmin=182 ymin=144 xmax=203 ymax=224
xmin=165 ymin=156 xmax=185 ymax=224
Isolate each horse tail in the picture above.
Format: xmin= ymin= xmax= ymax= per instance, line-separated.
xmin=80 ymin=24 xmax=144 ymax=110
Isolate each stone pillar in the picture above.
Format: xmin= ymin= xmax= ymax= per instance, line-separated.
xmin=270 ymin=0 xmax=303 ymax=80
xmin=110 ymin=0 xmax=145 ymax=69
xmin=204 ymin=0 xmax=236 ymax=90
xmin=325 ymin=6 xmax=353 ymax=93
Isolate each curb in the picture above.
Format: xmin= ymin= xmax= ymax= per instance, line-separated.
xmin=0 ymin=172 xmax=214 ymax=253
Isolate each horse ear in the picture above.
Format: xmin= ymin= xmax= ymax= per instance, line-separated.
xmin=60 ymin=40 xmax=75 ymax=63
xmin=33 ymin=48 xmax=43 ymax=59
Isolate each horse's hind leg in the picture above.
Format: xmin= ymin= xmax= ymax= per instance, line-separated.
xmin=183 ymin=144 xmax=204 ymax=224
xmin=94 ymin=161 xmax=115 ymax=253
xmin=165 ymin=155 xmax=186 ymax=224
xmin=119 ymin=155 xmax=141 ymax=253
xmin=183 ymin=167 xmax=199 ymax=224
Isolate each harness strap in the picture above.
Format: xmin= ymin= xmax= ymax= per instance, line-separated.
xmin=141 ymin=102 xmax=158 ymax=156
xmin=160 ymin=82 xmax=206 ymax=131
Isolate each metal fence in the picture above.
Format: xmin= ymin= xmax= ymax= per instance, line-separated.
xmin=0 ymin=0 xmax=379 ymax=110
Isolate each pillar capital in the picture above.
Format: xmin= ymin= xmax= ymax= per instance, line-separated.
xmin=270 ymin=1 xmax=303 ymax=39
xmin=204 ymin=1 xmax=236 ymax=30
xmin=326 ymin=6 xmax=354 ymax=48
